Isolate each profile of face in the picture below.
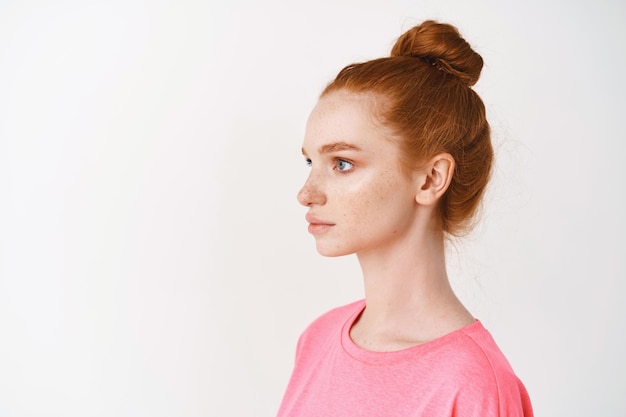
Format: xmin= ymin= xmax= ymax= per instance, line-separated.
xmin=298 ymin=90 xmax=423 ymax=258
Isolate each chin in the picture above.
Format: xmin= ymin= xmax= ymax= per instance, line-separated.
xmin=315 ymin=242 xmax=355 ymax=258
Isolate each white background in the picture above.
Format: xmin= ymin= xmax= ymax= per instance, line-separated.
xmin=1 ymin=0 xmax=624 ymax=416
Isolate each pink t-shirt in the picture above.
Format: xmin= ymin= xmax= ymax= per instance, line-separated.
xmin=277 ymin=300 xmax=533 ymax=417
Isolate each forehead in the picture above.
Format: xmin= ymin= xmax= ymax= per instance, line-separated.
xmin=303 ymin=91 xmax=396 ymax=153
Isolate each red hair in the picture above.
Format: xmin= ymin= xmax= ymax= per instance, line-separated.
xmin=322 ymin=20 xmax=492 ymax=236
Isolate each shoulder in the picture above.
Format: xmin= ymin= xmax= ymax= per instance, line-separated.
xmin=442 ymin=321 xmax=533 ymax=416
xmin=455 ymin=321 xmax=519 ymax=383
xmin=417 ymin=321 xmax=517 ymax=393
xmin=299 ymin=299 xmax=364 ymax=340
xmin=294 ymin=299 xmax=364 ymax=357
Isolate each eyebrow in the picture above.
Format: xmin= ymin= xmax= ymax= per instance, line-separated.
xmin=302 ymin=141 xmax=362 ymax=156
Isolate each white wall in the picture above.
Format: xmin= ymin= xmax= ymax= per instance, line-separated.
xmin=1 ymin=0 xmax=624 ymax=416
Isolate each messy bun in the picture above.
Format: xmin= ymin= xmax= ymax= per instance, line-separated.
xmin=390 ymin=20 xmax=483 ymax=87
xmin=322 ymin=20 xmax=492 ymax=236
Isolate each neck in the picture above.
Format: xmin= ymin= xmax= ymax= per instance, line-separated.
xmin=352 ymin=224 xmax=473 ymax=351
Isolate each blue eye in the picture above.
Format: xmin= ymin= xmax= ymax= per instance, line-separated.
xmin=336 ymin=159 xmax=353 ymax=172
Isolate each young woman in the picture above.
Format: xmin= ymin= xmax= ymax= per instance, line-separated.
xmin=277 ymin=20 xmax=533 ymax=417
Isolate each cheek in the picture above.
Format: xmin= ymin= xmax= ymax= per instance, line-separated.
xmin=347 ymin=172 xmax=402 ymax=219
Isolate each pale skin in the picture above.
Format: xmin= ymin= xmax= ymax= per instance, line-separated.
xmin=298 ymin=90 xmax=474 ymax=352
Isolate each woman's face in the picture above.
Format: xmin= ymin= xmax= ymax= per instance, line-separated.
xmin=298 ymin=90 xmax=420 ymax=257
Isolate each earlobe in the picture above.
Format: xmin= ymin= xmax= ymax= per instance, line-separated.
xmin=415 ymin=153 xmax=455 ymax=206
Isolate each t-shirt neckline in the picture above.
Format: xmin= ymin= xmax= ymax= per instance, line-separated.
xmin=339 ymin=299 xmax=483 ymax=365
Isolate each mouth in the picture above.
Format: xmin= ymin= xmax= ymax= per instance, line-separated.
xmin=305 ymin=214 xmax=335 ymax=235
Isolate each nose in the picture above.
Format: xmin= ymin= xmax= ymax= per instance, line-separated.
xmin=297 ymin=173 xmax=326 ymax=207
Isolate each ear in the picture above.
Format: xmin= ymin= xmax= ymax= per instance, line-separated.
xmin=415 ymin=153 xmax=455 ymax=206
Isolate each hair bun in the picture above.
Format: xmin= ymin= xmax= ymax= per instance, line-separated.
xmin=391 ymin=20 xmax=483 ymax=87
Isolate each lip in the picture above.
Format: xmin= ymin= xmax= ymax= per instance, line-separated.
xmin=305 ymin=214 xmax=335 ymax=235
